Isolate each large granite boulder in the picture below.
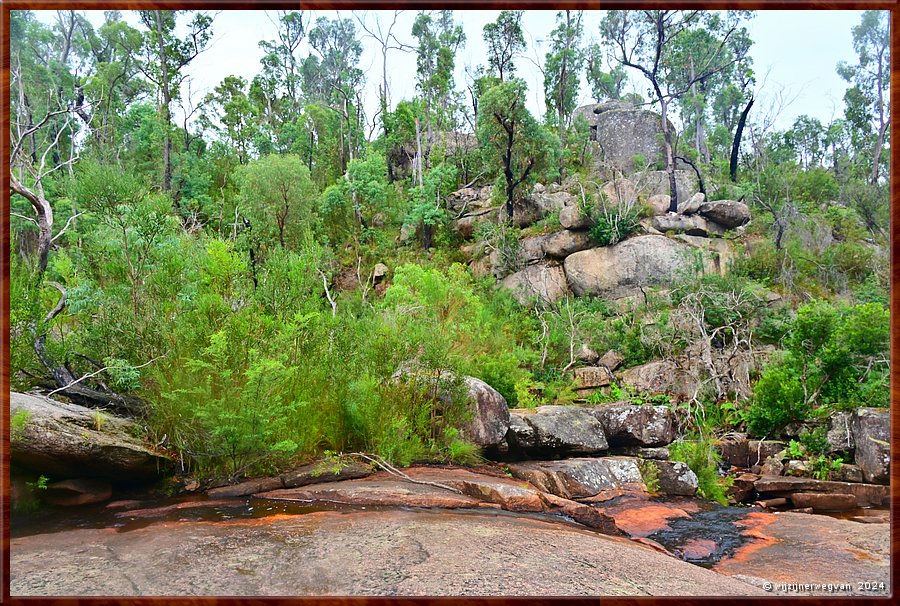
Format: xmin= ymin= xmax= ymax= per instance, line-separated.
xmin=564 ymin=235 xmax=695 ymax=300
xmin=559 ymin=204 xmax=593 ymax=230
xmin=850 ymin=408 xmax=890 ymax=484
xmin=541 ymin=230 xmax=594 ymax=258
xmin=573 ymin=366 xmax=613 ymax=396
xmin=826 ymin=412 xmax=854 ymax=454
xmin=506 ymin=187 xmax=573 ymax=228
xmin=674 ymin=235 xmax=736 ymax=276
xmin=651 ymin=213 xmax=713 ymax=236
xmin=9 ymin=392 xmax=171 ymax=481
xmin=649 ymin=460 xmax=698 ymax=496
xmin=499 ymin=262 xmax=568 ymax=305
xmin=592 ymin=405 xmax=675 ymax=447
xmin=507 ymin=406 xmax=609 ymax=454
xmin=589 ymin=108 xmax=670 ymax=174
xmin=453 ymin=208 xmax=500 ymax=240
xmin=392 ymin=368 xmax=510 ymax=449
xmin=447 ymin=186 xmax=494 ymax=215
xmin=507 ymin=457 xmax=644 ymax=499
xmin=641 ymin=170 xmax=700 ymax=203
xmin=460 ymin=377 xmax=511 ymax=448
xmin=698 ymin=200 xmax=751 ymax=228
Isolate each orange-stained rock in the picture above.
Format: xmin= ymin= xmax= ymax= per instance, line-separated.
xmin=715 ymin=511 xmax=890 ymax=595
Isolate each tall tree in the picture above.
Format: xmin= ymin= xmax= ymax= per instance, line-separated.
xmin=585 ymin=44 xmax=628 ymax=102
xmin=304 ymin=16 xmax=364 ymax=173
xmin=543 ymin=10 xmax=584 ymax=163
xmin=412 ymin=10 xmax=466 ymax=147
xmin=602 ymin=10 xmax=751 ymax=211
xmin=202 ymin=76 xmax=259 ymax=165
xmin=477 ymin=79 xmax=559 ymax=217
xmin=138 ymin=10 xmax=214 ymax=196
xmin=355 ymin=10 xmax=414 ymax=137
xmin=837 ymin=10 xmax=890 ymax=184
xmin=483 ymin=10 xmax=526 ymax=82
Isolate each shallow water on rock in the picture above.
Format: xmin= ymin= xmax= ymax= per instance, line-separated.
xmin=646 ymin=502 xmax=750 ymax=567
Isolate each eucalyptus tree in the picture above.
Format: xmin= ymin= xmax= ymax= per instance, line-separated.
xmin=837 ymin=10 xmax=890 ymax=184
xmin=477 ymin=79 xmax=560 ymax=217
xmin=137 ymin=10 xmax=214 ymax=195
xmin=304 ymin=16 xmax=364 ymax=173
xmin=412 ymin=10 xmax=466 ymax=144
xmin=602 ymin=10 xmax=752 ymax=211
xmin=354 ymin=10 xmax=414 ymax=136
xmin=543 ymin=10 xmax=584 ymax=158
xmin=585 ymin=44 xmax=628 ymax=102
xmin=483 ymin=10 xmax=526 ymax=82
xmin=201 ymin=75 xmax=259 ymax=165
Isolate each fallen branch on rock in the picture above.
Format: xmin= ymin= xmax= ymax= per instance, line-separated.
xmin=345 ymin=452 xmax=464 ymax=495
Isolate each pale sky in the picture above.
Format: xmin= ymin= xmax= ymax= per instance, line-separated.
xmin=33 ymin=9 xmax=872 ymax=137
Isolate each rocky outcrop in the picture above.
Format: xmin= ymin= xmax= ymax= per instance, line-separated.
xmin=592 ymin=405 xmax=675 ymax=447
xmin=393 ymin=368 xmax=510 ymax=449
xmin=651 ymin=213 xmax=713 ymax=236
xmin=9 ymin=391 xmax=170 ymax=481
xmin=499 ymin=262 xmax=568 ymax=305
xmin=564 ymin=235 xmax=695 ymax=300
xmin=850 ymin=408 xmax=890 ymax=483
xmin=454 ymin=207 xmax=500 ymax=240
xmin=753 ymin=475 xmax=888 ymax=507
xmin=788 ymin=492 xmax=857 ymax=512
xmin=44 ymin=478 xmax=113 ymax=506
xmin=641 ymin=170 xmax=700 ymax=203
xmin=573 ymin=366 xmax=613 ymax=396
xmin=677 ymin=192 xmax=705 ymax=215
xmin=674 ymin=235 xmax=735 ymax=276
xmin=507 ymin=407 xmax=608 ymax=454
xmin=618 ymin=360 xmax=696 ymax=400
xmin=826 ymin=412 xmax=854 ymax=454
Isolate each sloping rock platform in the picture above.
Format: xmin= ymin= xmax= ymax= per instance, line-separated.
xmin=10 ymin=509 xmax=766 ymax=596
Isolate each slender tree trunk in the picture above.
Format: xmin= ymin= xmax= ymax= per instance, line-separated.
xmin=657 ymin=93 xmax=678 ymax=212
xmin=730 ymin=96 xmax=754 ymax=183
xmin=414 ymin=117 xmax=424 ymax=189
xmin=153 ymin=11 xmax=173 ymax=194
xmin=870 ymin=55 xmax=886 ymax=184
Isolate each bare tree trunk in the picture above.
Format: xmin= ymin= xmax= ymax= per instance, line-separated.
xmin=10 ymin=174 xmax=53 ymax=274
xmin=658 ymin=94 xmax=679 ymax=212
xmin=730 ymin=96 xmax=753 ymax=183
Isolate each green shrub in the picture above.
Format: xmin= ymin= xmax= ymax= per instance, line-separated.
xmin=669 ymin=435 xmax=732 ymax=505
xmin=747 ymin=300 xmax=889 ymax=436
xmin=746 ymin=358 xmax=809 ymax=436
xmin=588 ymin=206 xmax=640 ymax=247
xmin=638 ymin=460 xmax=661 ymax=495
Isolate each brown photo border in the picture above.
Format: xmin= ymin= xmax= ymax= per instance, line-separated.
xmin=0 ymin=0 xmax=897 ymax=604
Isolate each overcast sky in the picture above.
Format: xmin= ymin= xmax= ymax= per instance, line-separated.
xmin=34 ymin=9 xmax=872 ymax=136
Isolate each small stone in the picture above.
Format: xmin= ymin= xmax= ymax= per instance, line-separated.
xmin=760 ymin=456 xmax=784 ymax=477
xmin=576 ymin=344 xmax=600 ymax=364
xmin=677 ymin=192 xmax=705 ymax=215
xmin=372 ymin=263 xmax=389 ymax=282
xmin=598 ymin=350 xmax=625 ymax=371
